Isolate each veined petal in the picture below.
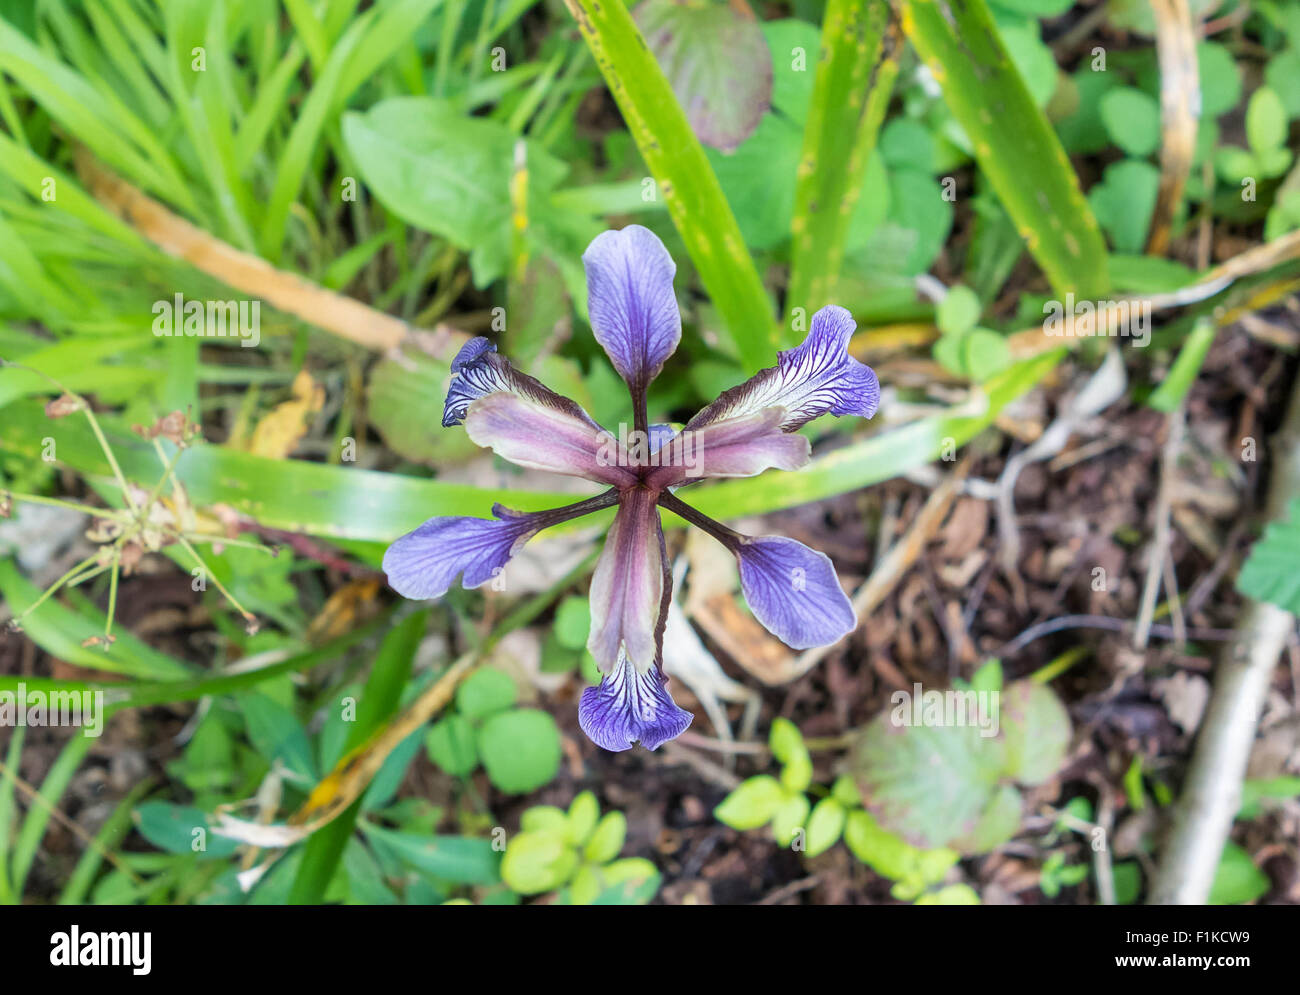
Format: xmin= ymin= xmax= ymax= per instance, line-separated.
xmin=578 ymin=651 xmax=692 ymax=751
xmin=735 ymin=535 xmax=856 ymax=649
xmin=645 ymin=407 xmax=810 ymax=489
xmin=382 ymin=506 xmax=539 ymax=600
xmin=464 ymin=392 xmax=636 ymax=487
xmin=687 ymin=305 xmax=879 ymax=433
xmin=587 ymin=486 xmax=663 ymax=672
xmin=583 ymin=225 xmax=681 ymax=389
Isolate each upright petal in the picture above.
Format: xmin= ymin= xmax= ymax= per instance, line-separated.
xmin=578 ymin=651 xmax=692 ymax=751
xmin=586 ymin=486 xmax=663 ymax=672
xmin=383 ymin=506 xmax=539 ymax=600
xmin=583 ymin=225 xmax=681 ymax=389
xmin=464 ymin=392 xmax=636 ymax=487
xmin=687 ymin=305 xmax=879 ymax=432
xmin=645 ymin=406 xmax=810 ymax=489
xmin=734 ymin=535 xmax=856 ymax=649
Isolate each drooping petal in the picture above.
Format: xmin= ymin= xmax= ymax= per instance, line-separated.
xmin=586 ymin=486 xmax=663 ymax=672
xmin=645 ymin=406 xmax=810 ymax=489
xmin=464 ymin=392 xmax=636 ymax=487
xmin=734 ymin=535 xmax=856 ymax=649
xmin=583 ymin=225 xmax=682 ymax=389
xmin=686 ymin=305 xmax=879 ymax=433
xmin=382 ymin=506 xmax=540 ymax=600
xmin=578 ymin=651 xmax=692 ymax=751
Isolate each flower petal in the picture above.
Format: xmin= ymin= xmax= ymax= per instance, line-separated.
xmin=463 ymin=392 xmax=636 ymax=487
xmin=382 ymin=506 xmax=538 ymax=600
xmin=645 ymin=407 xmax=810 ymax=489
xmin=578 ymin=651 xmax=692 ymax=752
xmin=583 ymin=225 xmax=681 ymax=389
xmin=734 ymin=535 xmax=856 ymax=649
xmin=587 ymin=486 xmax=663 ymax=671
xmin=687 ymin=305 xmax=879 ymax=432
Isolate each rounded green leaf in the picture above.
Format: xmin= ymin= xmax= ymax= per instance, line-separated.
xmin=520 ymin=805 xmax=568 ymax=833
xmin=501 ymin=830 xmax=578 ymax=894
xmin=1197 ymin=42 xmax=1242 ymax=118
xmin=804 ymin=797 xmax=847 ymax=857
xmin=477 ymin=709 xmax=561 ymax=794
xmin=768 ymin=717 xmax=804 ymax=764
xmin=584 ymin=810 xmax=628 ymax=864
xmin=962 ymin=328 xmax=1012 ymax=382
xmin=713 ymin=774 xmax=786 ymax=830
xmin=772 ymin=791 xmax=811 ymax=847
xmin=553 ymin=596 xmax=592 ymax=651
xmin=999 ymin=680 xmax=1071 ymax=786
xmin=937 ymin=285 xmax=981 ymax=337
xmin=915 ymin=883 xmax=981 ymax=904
xmin=424 ymin=715 xmax=479 ymax=777
xmin=831 ymin=773 xmax=862 ymax=809
xmin=1099 ymin=87 xmax=1161 ymax=157
xmin=1247 ymin=87 xmax=1287 ymax=154
xmin=566 ymin=790 xmax=600 ymax=845
xmin=456 ymin=668 xmax=518 ymax=719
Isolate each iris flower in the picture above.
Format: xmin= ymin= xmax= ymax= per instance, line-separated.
xmin=384 ymin=226 xmax=879 ymax=751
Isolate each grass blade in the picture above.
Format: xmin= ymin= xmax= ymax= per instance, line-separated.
xmin=786 ymin=0 xmax=899 ymax=331
xmin=900 ymin=0 xmax=1109 ymax=297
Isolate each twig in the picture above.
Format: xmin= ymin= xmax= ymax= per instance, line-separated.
xmin=1134 ymin=404 xmax=1184 ymax=649
xmin=1149 ymin=364 xmax=1300 ymax=904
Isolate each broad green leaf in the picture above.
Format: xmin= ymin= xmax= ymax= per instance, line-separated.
xmin=477 ymin=709 xmax=561 ymax=793
xmin=585 ymin=810 xmax=628 ymax=863
xmin=456 ymin=668 xmax=519 ymax=719
xmin=566 ymin=791 xmax=600 ymax=845
xmin=1099 ymin=87 xmax=1162 ymax=157
xmin=1089 ymin=158 xmax=1160 ymax=254
xmin=361 ymin=824 xmax=503 ymax=886
xmin=1237 ymin=498 xmax=1300 ymax=613
xmin=949 ymin=783 xmax=1022 ymax=853
xmin=843 ymin=808 xmax=959 ymax=891
xmin=239 ymin=693 xmax=318 ymax=785
xmin=999 ymin=679 xmax=1071 ymax=786
xmin=1247 ymin=87 xmax=1288 ymax=155
xmin=1197 ymin=41 xmax=1243 ymax=118
xmin=1208 ymin=841 xmax=1270 ymax=905
xmin=772 ymin=791 xmax=811 ymax=847
xmin=133 ymin=802 xmax=240 ymax=859
xmin=937 ymin=285 xmax=982 ymax=336
xmin=554 ymin=595 xmax=592 ymax=651
xmin=501 ymin=829 xmax=577 ymax=893
xmin=425 ymin=715 xmax=480 ymax=777
xmin=633 ymin=0 xmax=771 ymax=153
xmin=804 ymin=797 xmax=847 ymax=857
xmin=713 ymin=774 xmax=786 ymax=830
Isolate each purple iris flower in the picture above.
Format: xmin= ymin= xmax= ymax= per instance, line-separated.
xmin=383 ymin=225 xmax=879 ymax=752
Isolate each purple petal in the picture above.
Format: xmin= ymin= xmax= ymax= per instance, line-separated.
xmin=645 ymin=407 xmax=810 ymax=489
xmin=735 ymin=535 xmax=856 ymax=649
xmin=464 ymin=392 xmax=636 ymax=487
xmin=687 ymin=305 xmax=879 ymax=432
xmin=648 ymin=423 xmax=677 ymax=454
xmin=382 ymin=507 xmax=538 ymax=600
xmin=587 ymin=486 xmax=663 ymax=671
xmin=583 ymin=225 xmax=681 ymax=389
xmin=578 ymin=651 xmax=692 ymax=752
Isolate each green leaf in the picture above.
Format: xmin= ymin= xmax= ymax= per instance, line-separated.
xmin=425 ymin=715 xmax=480 ymax=777
xmin=554 ymin=595 xmax=592 ymax=651
xmin=566 ymin=0 xmax=777 ymax=372
xmin=477 ymin=709 xmax=561 ymax=794
xmin=591 ymin=857 xmax=661 ymax=904
xmin=772 ymin=791 xmax=811 ymax=847
xmin=585 ymin=810 xmax=628 ymax=863
xmin=1089 ymin=158 xmax=1160 ymax=254
xmin=133 ymin=802 xmax=239 ymax=859
xmin=851 ymin=711 xmax=1004 ymax=850
xmin=713 ymin=774 xmax=787 ymax=830
xmin=633 ymin=0 xmax=771 ymax=153
xmin=970 ymin=659 xmax=1003 ymax=695
xmin=831 ymin=773 xmax=862 ymax=808
xmin=842 ymin=807 xmax=959 ymax=892
xmin=886 ymin=168 xmax=953 ymax=275
xmin=902 ymin=0 xmax=1109 ymax=297
xmin=1239 ymin=776 xmax=1300 ymax=819
xmin=361 ymin=824 xmax=502 ymax=886
xmin=501 ymin=829 xmax=578 ymax=894
xmin=239 ymin=693 xmax=317 ymax=785
xmin=962 ymin=328 xmax=1012 ymax=382
xmin=566 ymin=790 xmax=600 ymax=845
xmin=1197 ymin=41 xmax=1243 ymax=118
xmin=915 ymin=882 xmax=981 ymax=904
xmin=1147 ymin=318 xmax=1216 ymax=413
xmin=768 ymin=717 xmax=805 ymax=765
xmin=1099 ymin=87 xmax=1162 ymax=157
xmin=937 ymin=285 xmax=982 ymax=336
xmin=367 ymin=351 xmax=479 ymax=465
xmin=1237 ymin=498 xmax=1300 ymax=613
xmin=804 ymin=797 xmax=847 ymax=857
xmin=1247 ymin=87 xmax=1288 ymax=155
xmin=521 ymin=806 xmax=569 ymax=833
xmin=999 ymin=679 xmax=1071 ymax=785
xmin=455 ymin=668 xmax=519 ymax=719
xmin=1208 ymin=841 xmax=1270 ymax=905
xmin=785 ymin=0 xmax=897 ymax=324
xmin=949 ymin=783 xmax=1022 ymax=853
xmin=1265 ymin=49 xmax=1300 ymax=118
